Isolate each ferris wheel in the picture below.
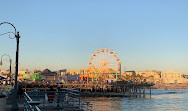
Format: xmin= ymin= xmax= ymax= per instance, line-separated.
xmin=88 ymin=48 xmax=121 ymax=72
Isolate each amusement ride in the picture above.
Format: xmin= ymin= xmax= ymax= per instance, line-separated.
xmin=80 ymin=48 xmax=121 ymax=83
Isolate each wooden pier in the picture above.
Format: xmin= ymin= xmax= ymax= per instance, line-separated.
xmin=21 ymin=81 xmax=154 ymax=97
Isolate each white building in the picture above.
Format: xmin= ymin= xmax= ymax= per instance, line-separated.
xmin=161 ymin=70 xmax=187 ymax=83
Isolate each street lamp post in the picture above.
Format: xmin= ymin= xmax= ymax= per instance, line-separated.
xmin=0 ymin=22 xmax=20 ymax=111
xmin=0 ymin=54 xmax=12 ymax=83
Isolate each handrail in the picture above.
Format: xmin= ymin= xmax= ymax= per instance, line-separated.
xmin=24 ymin=92 xmax=32 ymax=101
xmin=24 ymin=88 xmax=92 ymax=111
xmin=24 ymin=92 xmax=41 ymax=111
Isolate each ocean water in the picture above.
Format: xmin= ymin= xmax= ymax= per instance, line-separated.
xmin=83 ymin=89 xmax=188 ymax=111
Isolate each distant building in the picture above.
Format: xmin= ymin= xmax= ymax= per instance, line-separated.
xmin=122 ymin=71 xmax=136 ymax=76
xmin=58 ymin=69 xmax=67 ymax=82
xmin=66 ymin=75 xmax=80 ymax=83
xmin=18 ymin=70 xmax=29 ymax=80
xmin=161 ymin=70 xmax=188 ymax=84
xmin=136 ymin=70 xmax=161 ymax=84
xmin=182 ymin=74 xmax=188 ymax=79
xmin=40 ymin=69 xmax=58 ymax=83
xmin=67 ymin=70 xmax=80 ymax=75
xmin=34 ymin=69 xmax=42 ymax=73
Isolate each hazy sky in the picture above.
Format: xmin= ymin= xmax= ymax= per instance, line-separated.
xmin=0 ymin=0 xmax=188 ymax=74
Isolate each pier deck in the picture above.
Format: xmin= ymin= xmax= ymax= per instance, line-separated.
xmin=22 ymin=82 xmax=154 ymax=97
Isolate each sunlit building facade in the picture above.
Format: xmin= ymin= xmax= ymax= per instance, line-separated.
xmin=161 ymin=70 xmax=188 ymax=84
xmin=67 ymin=70 xmax=80 ymax=75
xmin=136 ymin=70 xmax=161 ymax=84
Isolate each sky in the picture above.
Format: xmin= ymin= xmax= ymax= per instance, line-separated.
xmin=0 ymin=0 xmax=188 ymax=74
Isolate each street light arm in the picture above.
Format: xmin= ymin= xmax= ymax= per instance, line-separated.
xmin=0 ymin=22 xmax=17 ymax=39
xmin=0 ymin=54 xmax=11 ymax=65
xmin=1 ymin=54 xmax=11 ymax=60
xmin=1 ymin=59 xmax=11 ymax=63
xmin=0 ymin=32 xmax=15 ymax=39
xmin=0 ymin=22 xmax=16 ymax=33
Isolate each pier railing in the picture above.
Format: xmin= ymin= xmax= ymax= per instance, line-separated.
xmin=24 ymin=88 xmax=92 ymax=111
xmin=24 ymin=92 xmax=41 ymax=111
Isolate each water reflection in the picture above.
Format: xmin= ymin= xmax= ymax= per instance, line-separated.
xmin=82 ymin=97 xmax=122 ymax=111
xmin=82 ymin=89 xmax=188 ymax=111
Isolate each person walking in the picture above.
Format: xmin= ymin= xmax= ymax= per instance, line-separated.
xmin=18 ymin=84 xmax=24 ymax=100
xmin=47 ymin=86 xmax=55 ymax=103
